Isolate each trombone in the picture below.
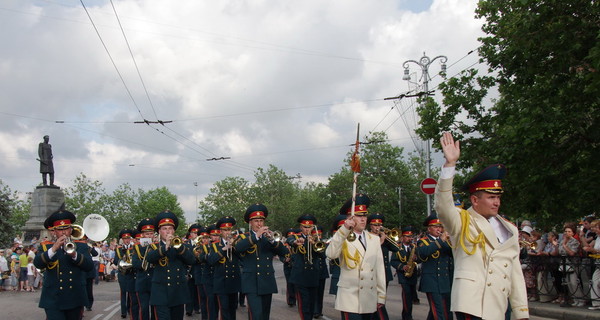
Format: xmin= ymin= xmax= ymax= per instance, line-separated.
xmin=380 ymin=227 xmax=401 ymax=249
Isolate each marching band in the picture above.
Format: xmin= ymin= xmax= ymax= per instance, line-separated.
xmin=35 ymin=202 xmax=455 ymax=320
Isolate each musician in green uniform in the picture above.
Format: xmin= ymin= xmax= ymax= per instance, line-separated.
xmin=201 ymin=225 xmax=221 ymax=320
xmin=417 ymin=214 xmax=453 ymax=320
xmin=287 ymin=214 xmax=324 ymax=320
xmin=312 ymin=225 xmax=329 ymax=319
xmin=390 ymin=226 xmax=419 ymax=320
xmin=131 ymin=218 xmax=156 ymax=320
xmin=367 ymin=213 xmax=399 ymax=320
xmin=194 ymin=226 xmax=211 ymax=320
xmin=281 ymin=228 xmax=297 ymax=307
xmin=235 ymin=203 xmax=289 ymax=320
xmin=207 ymin=216 xmax=241 ymax=320
xmin=34 ymin=210 xmax=94 ymax=320
xmin=115 ymin=229 xmax=139 ymax=319
xmin=146 ymin=210 xmax=196 ymax=320
xmin=185 ymin=223 xmax=202 ymax=316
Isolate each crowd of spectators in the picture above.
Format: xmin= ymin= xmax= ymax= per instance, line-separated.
xmin=520 ymin=216 xmax=600 ymax=310
xmin=0 ymin=234 xmax=121 ymax=292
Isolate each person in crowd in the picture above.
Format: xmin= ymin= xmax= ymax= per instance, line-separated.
xmin=281 ymin=228 xmax=297 ymax=307
xmin=557 ymin=223 xmax=583 ymax=306
xmin=34 ymin=210 xmax=94 ymax=320
xmin=435 ymin=132 xmax=529 ymax=320
xmin=26 ymin=256 xmax=36 ymax=292
xmin=325 ymin=194 xmax=387 ymax=320
xmin=18 ymin=247 xmax=29 ymax=291
xmin=0 ymin=249 xmax=8 ymax=291
xmin=581 ymin=220 xmax=600 ymax=310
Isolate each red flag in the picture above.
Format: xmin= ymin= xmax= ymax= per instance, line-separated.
xmin=350 ymin=151 xmax=360 ymax=172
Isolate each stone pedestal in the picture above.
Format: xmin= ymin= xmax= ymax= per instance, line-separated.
xmin=23 ymin=186 xmax=65 ymax=243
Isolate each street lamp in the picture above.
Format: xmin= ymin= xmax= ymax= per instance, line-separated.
xmin=193 ymin=182 xmax=198 ymax=221
xmin=402 ymin=52 xmax=447 ymax=217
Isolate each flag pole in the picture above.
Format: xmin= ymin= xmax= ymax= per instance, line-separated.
xmin=347 ymin=123 xmax=360 ymax=242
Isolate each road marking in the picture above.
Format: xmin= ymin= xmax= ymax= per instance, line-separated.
xmin=103 ymin=303 xmax=121 ymax=320
xmin=90 ymin=314 xmax=104 ymax=320
xmin=104 ymin=301 xmax=120 ymax=311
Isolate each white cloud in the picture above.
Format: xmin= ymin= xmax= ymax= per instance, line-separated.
xmin=0 ymin=0 xmax=484 ymax=222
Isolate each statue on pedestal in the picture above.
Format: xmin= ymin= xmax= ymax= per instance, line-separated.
xmin=38 ymin=135 xmax=55 ymax=186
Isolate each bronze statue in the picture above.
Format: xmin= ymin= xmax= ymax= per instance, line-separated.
xmin=38 ymin=135 xmax=55 ymax=186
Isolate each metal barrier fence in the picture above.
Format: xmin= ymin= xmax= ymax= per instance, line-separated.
xmin=522 ymin=255 xmax=600 ymax=307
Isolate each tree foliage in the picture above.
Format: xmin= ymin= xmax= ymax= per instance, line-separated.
xmin=0 ymin=180 xmax=29 ymax=247
xmin=416 ymin=0 xmax=600 ymax=228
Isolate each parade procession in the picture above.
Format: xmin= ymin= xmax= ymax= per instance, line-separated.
xmin=9 ymin=130 xmax=541 ymax=320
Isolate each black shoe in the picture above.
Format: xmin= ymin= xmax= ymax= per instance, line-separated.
xmin=186 ymin=312 xmax=193 ymax=316
xmin=288 ymin=303 xmax=296 ymax=307
xmin=86 ymin=307 xmax=92 ymax=311
xmin=121 ymin=315 xmax=126 ymax=319
xmin=195 ymin=310 xmax=201 ymax=314
xmin=313 ymin=314 xmax=322 ymax=319
xmin=239 ymin=304 xmax=246 ymax=307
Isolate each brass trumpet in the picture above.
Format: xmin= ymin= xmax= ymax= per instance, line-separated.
xmin=519 ymin=240 xmax=537 ymax=250
xmin=265 ymin=230 xmax=283 ymax=242
xmin=64 ymin=224 xmax=85 ymax=254
xmin=170 ymin=236 xmax=183 ymax=249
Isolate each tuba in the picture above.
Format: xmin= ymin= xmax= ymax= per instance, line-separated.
xmin=82 ymin=214 xmax=110 ymax=242
xmin=64 ymin=224 xmax=85 ymax=254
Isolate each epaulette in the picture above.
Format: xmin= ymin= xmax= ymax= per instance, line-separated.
xmin=419 ymin=237 xmax=430 ymax=246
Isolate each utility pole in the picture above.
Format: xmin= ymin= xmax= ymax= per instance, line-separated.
xmin=402 ymin=52 xmax=447 ymax=217
xmin=398 ymin=186 xmax=402 ymax=227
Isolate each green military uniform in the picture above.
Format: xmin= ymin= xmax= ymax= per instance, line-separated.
xmin=417 ymin=215 xmax=453 ymax=320
xmin=130 ymin=218 xmax=156 ymax=320
xmin=287 ymin=214 xmax=324 ymax=320
xmin=34 ymin=210 xmax=94 ymax=320
xmin=115 ymin=229 xmax=139 ymax=319
xmin=146 ymin=210 xmax=196 ymax=320
xmin=207 ymin=216 xmax=241 ymax=320
xmin=390 ymin=227 xmax=419 ymax=320
xmin=235 ymin=204 xmax=289 ymax=320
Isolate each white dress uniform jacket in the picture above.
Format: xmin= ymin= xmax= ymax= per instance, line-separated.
xmin=326 ymin=225 xmax=386 ymax=314
xmin=434 ymin=176 xmax=529 ymax=320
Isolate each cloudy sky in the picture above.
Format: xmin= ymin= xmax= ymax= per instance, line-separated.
xmin=0 ymin=0 xmax=485 ymax=222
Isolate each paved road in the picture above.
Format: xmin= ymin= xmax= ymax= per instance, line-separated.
xmin=1 ymin=260 xmax=557 ymax=319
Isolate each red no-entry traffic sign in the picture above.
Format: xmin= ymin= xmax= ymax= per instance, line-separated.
xmin=420 ymin=178 xmax=437 ymax=195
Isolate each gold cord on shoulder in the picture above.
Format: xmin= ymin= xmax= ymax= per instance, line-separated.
xmin=459 ymin=209 xmax=486 ymax=255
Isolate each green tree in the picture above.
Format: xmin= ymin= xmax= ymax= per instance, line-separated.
xmin=198 ymin=176 xmax=250 ymax=227
xmin=416 ymin=0 xmax=600 ymax=227
xmin=63 ymin=173 xmax=107 ymax=223
xmin=327 ymin=132 xmax=427 ymax=229
xmin=101 ymin=183 xmax=138 ymax=239
xmin=0 ymin=180 xmax=26 ymax=247
xmin=136 ymin=187 xmax=186 ymax=236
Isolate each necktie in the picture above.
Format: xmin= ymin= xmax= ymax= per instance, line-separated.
xmin=359 ymin=234 xmax=366 ymax=250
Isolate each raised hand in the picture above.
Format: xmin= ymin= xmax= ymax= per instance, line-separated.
xmin=440 ymin=132 xmax=460 ymax=167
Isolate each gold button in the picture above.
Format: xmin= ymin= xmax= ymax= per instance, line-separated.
xmin=60 ymin=287 xmax=63 ymax=290
xmin=502 ymin=288 xmax=506 ymax=292
xmin=504 ymin=263 xmax=508 ymax=267
xmin=504 ymin=275 xmax=507 ymax=279
xmin=167 ymin=277 xmax=171 ymax=280
xmin=490 ymin=258 xmax=494 ymax=262
xmin=69 ymin=271 xmax=73 ymax=274
xmin=60 ymin=279 xmax=63 ymax=282
xmin=489 ymin=270 xmax=493 ymax=274
xmin=487 ymin=283 xmax=491 ymax=286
